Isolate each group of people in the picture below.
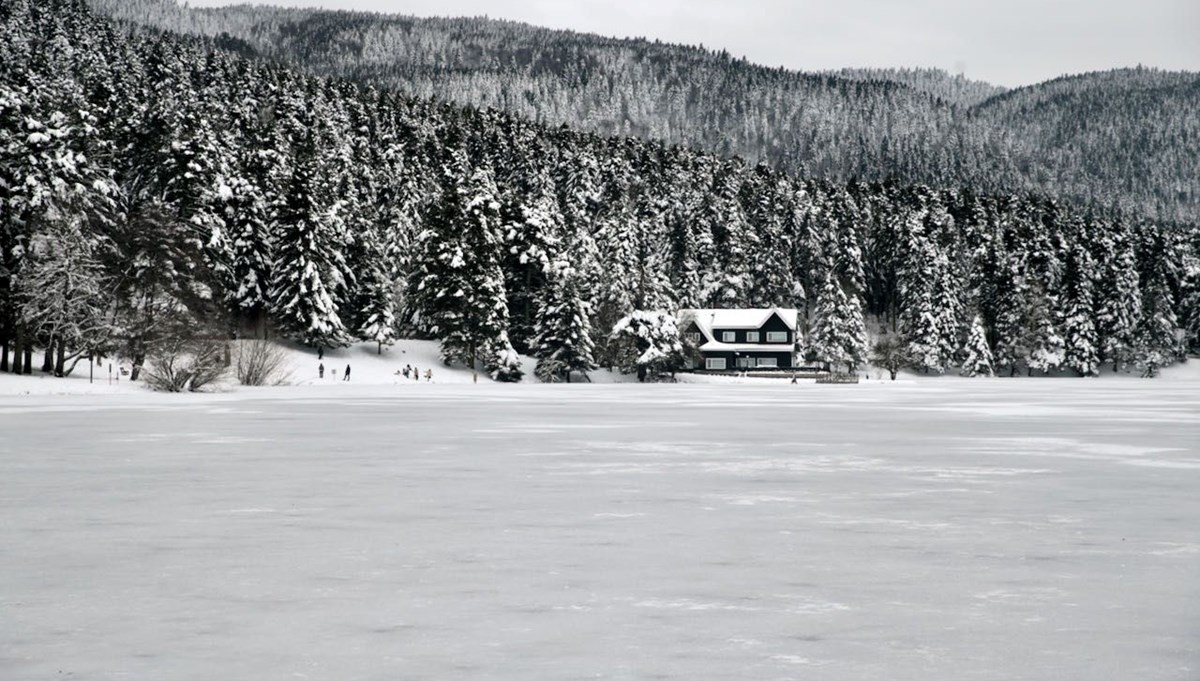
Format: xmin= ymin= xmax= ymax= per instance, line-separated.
xmin=317 ymin=362 xmax=351 ymax=381
xmin=313 ymin=347 xmax=433 ymax=383
xmin=397 ymin=364 xmax=432 ymax=382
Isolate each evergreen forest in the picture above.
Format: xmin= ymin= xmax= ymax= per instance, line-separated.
xmin=1 ymin=0 xmax=1197 ymax=383
xmin=92 ymin=0 xmax=1200 ymax=224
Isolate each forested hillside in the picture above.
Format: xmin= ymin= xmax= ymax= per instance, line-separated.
xmin=90 ymin=0 xmax=1200 ymax=224
xmin=2 ymin=0 xmax=1197 ymax=385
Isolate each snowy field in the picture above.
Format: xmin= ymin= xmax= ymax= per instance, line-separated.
xmin=1 ymin=379 xmax=1198 ymax=680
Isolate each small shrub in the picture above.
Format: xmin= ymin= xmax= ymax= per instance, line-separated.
xmin=234 ymin=339 xmax=292 ymax=386
xmin=143 ymin=338 xmax=228 ymax=392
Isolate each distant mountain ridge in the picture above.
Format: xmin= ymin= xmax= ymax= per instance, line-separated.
xmin=826 ymin=67 xmax=1007 ymax=107
xmin=89 ymin=0 xmax=1200 ymax=222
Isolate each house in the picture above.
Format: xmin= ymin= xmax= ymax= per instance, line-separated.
xmin=678 ymin=308 xmax=800 ymax=371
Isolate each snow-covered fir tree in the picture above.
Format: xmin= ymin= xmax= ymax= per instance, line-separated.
xmin=1059 ymin=242 xmax=1100 ymax=376
xmin=960 ymin=314 xmax=995 ymax=377
xmin=267 ymin=130 xmax=350 ymax=348
xmin=532 ymin=264 xmax=596 ymax=383
xmin=412 ymin=157 xmax=522 ymax=381
xmin=809 ymin=269 xmax=866 ymax=372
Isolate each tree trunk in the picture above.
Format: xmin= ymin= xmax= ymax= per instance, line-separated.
xmin=42 ymin=340 xmax=54 ymax=373
xmin=377 ymin=341 xmax=382 ymax=356
xmin=22 ymin=345 xmax=32 ymax=374
xmin=12 ymin=332 xmax=23 ymax=374
xmin=54 ymin=339 xmax=66 ymax=377
xmin=131 ymin=351 xmax=145 ymax=381
xmin=0 ymin=340 xmax=7 ymax=372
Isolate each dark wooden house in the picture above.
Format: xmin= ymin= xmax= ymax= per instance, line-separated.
xmin=678 ymin=309 xmax=800 ymax=370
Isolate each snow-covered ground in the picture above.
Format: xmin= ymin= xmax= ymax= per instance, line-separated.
xmin=2 ymin=339 xmax=1198 ymax=396
xmin=1 ymin=373 xmax=1198 ymax=679
xmin=0 ymin=339 xmax=645 ymax=396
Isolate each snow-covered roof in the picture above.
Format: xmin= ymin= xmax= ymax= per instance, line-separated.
xmin=679 ymin=308 xmax=799 ymax=338
xmin=698 ymin=341 xmax=795 ymax=353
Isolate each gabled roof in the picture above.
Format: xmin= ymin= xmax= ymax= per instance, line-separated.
xmin=679 ymin=308 xmax=799 ymax=340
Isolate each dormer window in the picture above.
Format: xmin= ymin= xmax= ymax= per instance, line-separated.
xmin=746 ymin=331 xmax=760 ymax=343
xmin=766 ymin=331 xmax=788 ymax=343
xmin=722 ymin=331 xmax=736 ymax=342
xmin=686 ymin=332 xmax=702 ymax=344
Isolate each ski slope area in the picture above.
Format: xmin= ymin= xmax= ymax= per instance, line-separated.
xmin=1 ymin=380 xmax=1198 ymax=680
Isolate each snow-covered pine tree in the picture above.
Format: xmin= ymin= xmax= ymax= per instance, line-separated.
xmin=1093 ymin=221 xmax=1141 ymax=372
xmin=743 ymin=169 xmax=796 ymax=307
xmin=500 ymin=160 xmax=561 ymax=353
xmin=267 ymin=129 xmax=350 ymax=348
xmin=353 ymin=231 xmax=398 ymax=355
xmin=1059 ymin=240 xmax=1100 ymax=376
xmin=960 ymin=314 xmax=994 ymax=377
xmin=1025 ymin=287 xmax=1064 ymax=375
xmin=809 ymin=267 xmax=867 ymax=372
xmin=221 ymin=144 xmax=278 ymax=337
xmin=897 ymin=204 xmax=948 ymax=373
xmin=412 ymin=156 xmax=522 ymax=381
xmin=532 ymin=264 xmax=596 ymax=382
xmin=0 ymin=48 xmax=116 ymax=375
xmin=1182 ymin=256 xmax=1200 ymax=355
xmin=703 ymin=162 xmax=754 ymax=307
xmin=1132 ymin=228 xmax=1181 ymax=377
xmin=809 ymin=269 xmax=851 ymax=371
xmin=664 ymin=157 xmax=714 ymax=309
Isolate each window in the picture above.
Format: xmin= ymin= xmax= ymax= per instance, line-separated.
xmin=705 ymin=358 xmax=727 ymax=370
xmin=721 ymin=331 xmax=736 ymax=343
xmin=756 ymin=357 xmax=778 ymax=368
xmin=686 ymin=332 xmax=702 ymax=344
xmin=736 ymin=357 xmax=755 ymax=368
xmin=766 ymin=331 xmax=789 ymax=343
xmin=746 ymin=331 xmax=760 ymax=343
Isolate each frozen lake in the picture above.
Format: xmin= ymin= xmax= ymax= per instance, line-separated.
xmin=2 ymin=380 xmax=1198 ymax=680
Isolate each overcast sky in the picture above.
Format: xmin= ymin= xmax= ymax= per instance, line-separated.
xmin=188 ymin=0 xmax=1199 ymax=87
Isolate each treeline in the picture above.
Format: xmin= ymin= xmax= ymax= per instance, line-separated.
xmin=89 ymin=0 xmax=1200 ymax=224
xmin=1 ymin=0 xmax=1196 ymax=384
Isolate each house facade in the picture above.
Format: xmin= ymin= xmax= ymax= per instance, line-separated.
xmin=678 ymin=308 xmax=800 ymax=370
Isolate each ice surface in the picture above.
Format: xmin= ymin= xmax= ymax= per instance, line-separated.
xmin=1 ymin=379 xmax=1198 ymax=680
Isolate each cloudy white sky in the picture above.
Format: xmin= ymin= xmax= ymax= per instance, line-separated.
xmin=187 ymin=0 xmax=1199 ymax=87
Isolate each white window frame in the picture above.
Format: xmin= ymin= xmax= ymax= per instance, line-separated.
xmin=746 ymin=331 xmax=760 ymax=343
xmin=705 ymin=358 xmax=727 ymax=371
xmin=721 ymin=331 xmax=736 ymax=343
xmin=756 ymin=357 xmax=779 ymax=368
xmin=766 ymin=331 xmax=789 ymax=343
xmin=736 ymin=357 xmax=755 ymax=369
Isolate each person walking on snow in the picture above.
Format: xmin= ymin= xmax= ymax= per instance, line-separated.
xmin=319 ymin=362 xmax=325 ymax=379
xmin=424 ymin=368 xmax=432 ymax=382
xmin=318 ymin=347 xmax=323 ymax=361
xmin=344 ymin=364 xmax=351 ymax=381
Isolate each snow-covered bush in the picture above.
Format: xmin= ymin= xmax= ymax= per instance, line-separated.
xmin=610 ymin=311 xmax=685 ymax=382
